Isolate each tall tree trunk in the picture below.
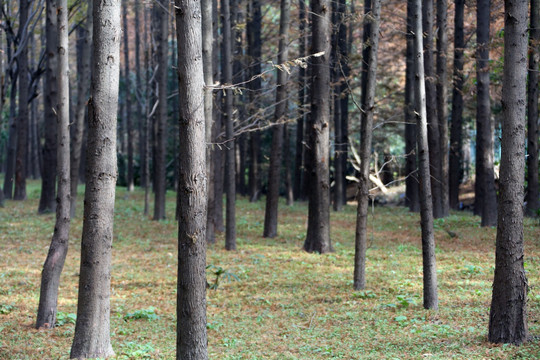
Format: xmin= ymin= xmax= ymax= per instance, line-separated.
xmin=123 ymin=0 xmax=134 ymax=191
xmin=14 ymin=0 xmax=30 ymax=200
xmin=449 ymin=0 xmax=465 ymax=210
xmin=3 ymin=65 xmax=16 ymax=200
xmin=38 ymin=0 xmax=58 ymax=213
xmin=476 ymin=0 xmax=497 ymax=226
xmin=223 ymin=0 xmax=236 ymax=250
xmin=36 ymin=0 xmax=70 ymax=329
xmin=71 ymin=1 xmax=93 ymax=217
xmin=353 ymin=0 xmax=381 ymax=290
xmin=69 ymin=0 xmax=121 ymax=357
xmin=413 ymin=0 xmax=439 ymax=309
xmin=153 ymin=0 xmax=168 ymax=220
xmin=526 ymin=0 xmax=540 ymax=216
xmin=263 ymin=0 xmax=290 ymax=238
xmin=143 ymin=3 xmax=151 ymax=215
xmin=294 ymin=0 xmax=307 ymax=201
xmin=303 ymin=0 xmax=332 ymax=254
xmin=436 ymin=0 xmax=449 ymax=216
xmin=488 ymin=0 xmax=528 ymax=344
xmin=0 ymin=29 xmax=4 ymax=205
xmin=422 ymin=0 xmax=443 ymax=218
xmin=284 ymin=123 xmax=294 ymax=206
xmin=174 ymin=0 xmax=209 ymax=357
xmin=405 ymin=0 xmax=419 ymax=212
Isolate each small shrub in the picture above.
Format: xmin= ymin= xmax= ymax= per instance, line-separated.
xmin=55 ymin=312 xmax=76 ymax=326
xmin=123 ymin=307 xmax=159 ymax=321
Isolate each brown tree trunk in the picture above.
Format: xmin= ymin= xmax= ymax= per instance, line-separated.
xmin=303 ymin=0 xmax=332 ymax=254
xmin=353 ymin=0 xmax=381 ymax=290
xmin=174 ymin=0 xmax=209 ymax=357
xmin=413 ymin=0 xmax=439 ymax=309
xmin=70 ymin=0 xmax=121 ymax=357
xmin=488 ymin=0 xmax=528 ymax=344
xmin=294 ymin=0 xmax=307 ymax=202
xmin=36 ymin=0 xmax=70 ymax=329
xmin=122 ymin=0 xmax=134 ymax=192
xmin=263 ymin=0 xmax=290 ymax=238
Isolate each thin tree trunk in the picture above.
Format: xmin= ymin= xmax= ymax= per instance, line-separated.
xmin=174 ymin=0 xmax=209 ymax=357
xmin=526 ymin=0 xmax=540 ymax=216
xmin=284 ymin=123 xmax=294 ymax=206
xmin=488 ymin=0 xmax=528 ymax=344
xmin=3 ymin=72 xmax=16 ymax=200
xmin=413 ymin=0 xmax=438 ymax=309
xmin=263 ymin=0 xmax=290 ymax=238
xmin=36 ymin=0 xmax=70 ymax=329
xmin=476 ymin=0 xmax=497 ymax=226
xmin=303 ymin=0 xmax=332 ymax=254
xmin=294 ymin=0 xmax=307 ymax=201
xmin=353 ymin=0 xmax=381 ymax=290
xmin=449 ymin=0 xmax=465 ymax=210
xmin=70 ymin=0 xmax=121 ymax=357
xmin=123 ymin=0 xmax=134 ymax=192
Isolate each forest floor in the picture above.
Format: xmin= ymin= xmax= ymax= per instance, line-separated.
xmin=1 ymin=180 xmax=540 ymax=359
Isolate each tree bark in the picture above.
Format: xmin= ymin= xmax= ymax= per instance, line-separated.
xmin=38 ymin=0 xmax=58 ymax=213
xmin=353 ymin=0 xmax=381 ymax=290
xmin=122 ymin=0 xmax=134 ymax=192
xmin=294 ymin=0 xmax=307 ymax=201
xmin=413 ymin=0 xmax=439 ymax=309
xmin=449 ymin=0 xmax=465 ymax=210
xmin=174 ymin=0 xmax=209 ymax=357
xmin=36 ymin=0 xmax=70 ymax=329
xmin=303 ymin=0 xmax=332 ymax=254
xmin=526 ymin=0 xmax=540 ymax=216
xmin=70 ymin=0 xmax=121 ymax=357
xmin=263 ymin=0 xmax=290 ymax=238
xmin=476 ymin=0 xmax=497 ymax=226
xmin=488 ymin=0 xmax=528 ymax=344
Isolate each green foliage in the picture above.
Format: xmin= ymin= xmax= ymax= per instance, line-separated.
xmin=206 ymin=264 xmax=240 ymax=290
xmin=353 ymin=290 xmax=377 ymax=299
xmin=123 ymin=307 xmax=159 ymax=321
xmin=0 ymin=304 xmax=14 ymax=314
xmin=55 ymin=312 xmax=76 ymax=326
xmin=117 ymin=341 xmax=155 ymax=359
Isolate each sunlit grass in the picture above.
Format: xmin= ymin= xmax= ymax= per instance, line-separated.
xmin=0 ymin=180 xmax=539 ymax=359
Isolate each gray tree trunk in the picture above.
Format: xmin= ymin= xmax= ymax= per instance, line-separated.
xmin=488 ymin=0 xmax=529 ymax=345
xmin=70 ymin=0 xmax=121 ymax=357
xmin=122 ymin=0 xmax=134 ymax=192
xmin=476 ymin=0 xmax=498 ymax=226
xmin=303 ymin=0 xmax=332 ymax=254
xmin=526 ymin=0 xmax=540 ymax=216
xmin=174 ymin=0 xmax=209 ymax=357
xmin=36 ymin=0 xmax=70 ymax=329
xmin=294 ymin=0 xmax=307 ymax=201
xmin=413 ymin=0 xmax=439 ymax=310
xmin=263 ymin=0 xmax=290 ymax=238
xmin=353 ymin=0 xmax=381 ymax=290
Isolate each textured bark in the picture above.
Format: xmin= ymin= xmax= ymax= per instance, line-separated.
xmin=413 ymin=0 xmax=439 ymax=309
xmin=223 ymin=0 xmax=236 ymax=250
xmin=174 ymin=0 xmax=209 ymax=357
xmin=422 ymin=0 xmax=443 ymax=218
xmin=3 ymin=75 xmax=16 ymax=200
xmin=526 ymin=0 xmax=540 ymax=216
xmin=476 ymin=0 xmax=498 ymax=226
xmin=303 ymin=0 xmax=332 ymax=254
xmin=70 ymin=0 xmax=121 ymax=357
xmin=294 ymin=0 xmax=307 ymax=201
xmin=122 ymin=0 xmax=134 ymax=192
xmin=284 ymin=124 xmax=294 ymax=206
xmin=488 ymin=0 xmax=528 ymax=344
xmin=38 ymin=0 xmax=58 ymax=213
xmin=405 ymin=0 xmax=419 ymax=212
xmin=71 ymin=1 xmax=93 ymax=217
xmin=36 ymin=0 xmax=70 ymax=329
xmin=353 ymin=0 xmax=381 ymax=290
xmin=153 ymin=0 xmax=168 ymax=220
xmin=436 ymin=0 xmax=449 ymax=216
xmin=14 ymin=0 xmax=30 ymax=200
xmin=449 ymin=0 xmax=465 ymax=210
xmin=263 ymin=0 xmax=290 ymax=238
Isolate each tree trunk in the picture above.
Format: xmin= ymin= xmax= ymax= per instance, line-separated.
xmin=303 ymin=0 xmax=332 ymax=254
xmin=122 ymin=0 xmax=134 ymax=192
xmin=476 ymin=0 xmax=497 ymax=226
xmin=38 ymin=0 xmax=58 ymax=213
xmin=14 ymin=0 xmax=30 ymax=200
xmin=70 ymin=0 xmax=121 ymax=357
xmin=449 ymin=0 xmax=465 ymax=210
xmin=3 ymin=66 xmax=16 ymax=200
xmin=174 ymin=0 xmax=209 ymax=357
xmin=294 ymin=0 xmax=307 ymax=202
xmin=263 ymin=0 xmax=290 ymax=238
xmin=413 ymin=0 xmax=438 ymax=309
xmin=488 ymin=0 xmax=528 ymax=344
xmin=353 ymin=0 xmax=381 ymax=290
xmin=526 ymin=0 xmax=540 ymax=216
xmin=405 ymin=0 xmax=419 ymax=212
xmin=71 ymin=1 xmax=93 ymax=217
xmin=284 ymin=124 xmax=294 ymax=206
xmin=436 ymin=0 xmax=449 ymax=216
xmin=153 ymin=0 xmax=168 ymax=220
xmin=36 ymin=0 xmax=70 ymax=329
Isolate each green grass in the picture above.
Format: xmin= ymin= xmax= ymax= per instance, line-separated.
xmin=1 ymin=180 xmax=540 ymax=359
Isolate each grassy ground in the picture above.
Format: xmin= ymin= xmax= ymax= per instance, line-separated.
xmin=1 ymin=180 xmax=540 ymax=359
